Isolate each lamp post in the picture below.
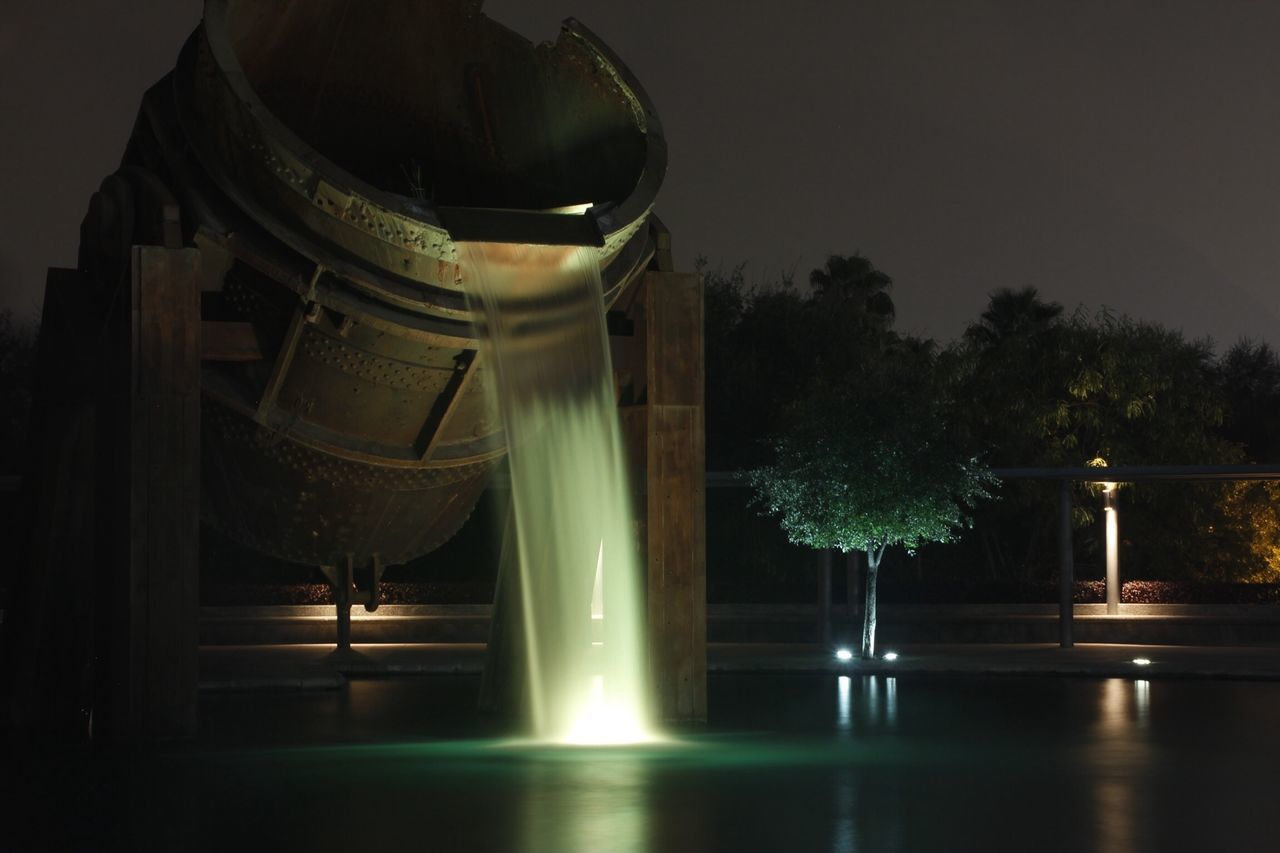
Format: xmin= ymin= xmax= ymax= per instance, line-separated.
xmin=1103 ymin=482 xmax=1120 ymax=614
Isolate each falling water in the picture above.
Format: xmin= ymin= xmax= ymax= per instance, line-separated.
xmin=460 ymin=242 xmax=656 ymax=744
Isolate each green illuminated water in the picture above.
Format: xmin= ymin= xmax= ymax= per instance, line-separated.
xmin=12 ymin=676 xmax=1280 ymax=851
xmin=460 ymin=243 xmax=655 ymax=743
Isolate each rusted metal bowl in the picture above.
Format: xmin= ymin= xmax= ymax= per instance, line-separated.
xmin=154 ymin=0 xmax=665 ymax=566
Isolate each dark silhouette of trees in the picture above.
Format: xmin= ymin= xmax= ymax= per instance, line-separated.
xmin=1216 ymin=339 xmax=1280 ymax=462
xmin=0 ymin=309 xmax=35 ymax=474
xmin=702 ymin=252 xmax=901 ymax=471
xmin=963 ymin=286 xmax=1063 ymax=349
xmin=703 ymin=257 xmax=1280 ymax=589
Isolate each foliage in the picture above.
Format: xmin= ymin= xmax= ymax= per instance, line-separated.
xmin=700 ymin=253 xmax=903 ymax=470
xmin=1216 ymin=480 xmax=1280 ymax=582
xmin=699 ymin=258 xmax=804 ymax=469
xmin=957 ymin=290 xmax=1236 ymax=468
xmin=747 ymin=344 xmax=997 ymax=558
xmin=0 ymin=309 xmax=36 ymax=474
xmin=948 ymin=290 xmax=1248 ymax=580
xmin=704 ymin=263 xmax=1280 ymax=589
xmin=1215 ymin=339 xmax=1280 ymax=462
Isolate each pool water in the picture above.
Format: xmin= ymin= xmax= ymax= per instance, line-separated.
xmin=9 ymin=674 xmax=1279 ymax=852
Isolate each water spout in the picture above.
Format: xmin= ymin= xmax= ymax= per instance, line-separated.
xmin=461 ymin=242 xmax=657 ymax=745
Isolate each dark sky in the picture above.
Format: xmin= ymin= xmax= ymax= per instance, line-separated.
xmin=5 ymin=1 xmax=1280 ymax=349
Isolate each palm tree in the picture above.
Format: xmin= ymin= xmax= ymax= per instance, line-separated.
xmin=964 ymin=287 xmax=1062 ymax=348
xmin=809 ymin=254 xmax=895 ymax=331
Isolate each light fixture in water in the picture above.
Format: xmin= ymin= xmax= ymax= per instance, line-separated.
xmin=1132 ymin=657 xmax=1151 ymax=666
xmin=835 ymin=648 xmax=854 ymax=662
xmin=882 ymin=651 xmax=899 ymax=662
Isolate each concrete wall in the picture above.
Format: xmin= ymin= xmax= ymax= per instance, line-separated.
xmin=201 ymin=603 xmax=1280 ymax=647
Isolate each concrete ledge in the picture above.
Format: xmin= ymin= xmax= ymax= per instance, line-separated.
xmin=199 ymin=643 xmax=489 ymax=690
xmin=201 ymin=605 xmax=491 ymax=645
xmin=196 ymin=642 xmax=1280 ymax=687
xmin=200 ymin=603 xmax=1280 ymax=646
xmin=200 ymin=673 xmax=346 ymax=692
xmin=710 ymin=603 xmax=1280 ymax=645
xmin=709 ymin=642 xmax=1280 ymax=681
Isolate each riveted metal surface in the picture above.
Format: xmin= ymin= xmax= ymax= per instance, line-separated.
xmin=109 ymin=0 xmax=664 ymax=567
xmin=202 ymin=400 xmax=496 ymax=564
xmin=298 ymin=329 xmax=455 ymax=394
xmin=180 ymin=1 xmax=665 ymax=297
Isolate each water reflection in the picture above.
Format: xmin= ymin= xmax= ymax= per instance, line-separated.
xmin=1134 ymin=679 xmax=1150 ymax=730
xmin=835 ymin=675 xmax=897 ymax=731
xmin=833 ymin=769 xmax=858 ymax=853
xmin=520 ymin=752 xmax=653 ymax=853
xmin=829 ymin=675 xmax=905 ymax=852
xmin=834 ymin=676 xmax=856 ymax=853
xmin=830 ymin=675 xmax=904 ymax=852
xmin=837 ymin=676 xmax=852 ymax=732
xmin=1091 ymin=678 xmax=1154 ymax=853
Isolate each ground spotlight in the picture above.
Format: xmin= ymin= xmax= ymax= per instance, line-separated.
xmin=1132 ymin=657 xmax=1151 ymax=666
xmin=835 ymin=648 xmax=854 ymax=662
xmin=882 ymin=651 xmax=899 ymax=662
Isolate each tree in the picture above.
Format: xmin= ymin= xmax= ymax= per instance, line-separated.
xmin=960 ymin=297 xmax=1233 ymax=469
xmin=949 ymin=292 xmax=1248 ymax=580
xmin=748 ymin=343 xmax=996 ymax=657
xmin=0 ymin=309 xmax=35 ymax=474
xmin=1216 ymin=339 xmax=1280 ymax=463
xmin=698 ymin=259 xmax=806 ymax=470
xmin=700 ymin=252 xmax=898 ymax=470
xmin=963 ymin=286 xmax=1063 ymax=349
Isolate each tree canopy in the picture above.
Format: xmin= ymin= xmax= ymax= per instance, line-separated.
xmin=0 ymin=309 xmax=35 ymax=475
xmin=747 ymin=350 xmax=996 ymax=557
xmin=705 ymin=261 xmax=1280 ymax=589
xmin=958 ymin=292 xmax=1236 ymax=468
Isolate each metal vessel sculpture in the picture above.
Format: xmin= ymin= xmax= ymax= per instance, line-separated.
xmin=99 ymin=0 xmax=666 ymax=568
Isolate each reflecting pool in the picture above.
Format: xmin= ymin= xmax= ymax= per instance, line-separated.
xmin=7 ymin=674 xmax=1279 ymax=851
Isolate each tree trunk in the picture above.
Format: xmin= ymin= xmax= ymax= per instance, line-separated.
xmin=861 ymin=546 xmax=883 ymax=659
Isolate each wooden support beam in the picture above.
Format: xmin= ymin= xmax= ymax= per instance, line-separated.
xmin=621 ymin=270 xmax=706 ymax=723
xmin=119 ymin=245 xmax=202 ymax=738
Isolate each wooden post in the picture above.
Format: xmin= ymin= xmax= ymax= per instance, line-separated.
xmin=620 ymin=270 xmax=707 ymax=723
xmin=118 ymin=246 xmax=202 ymax=738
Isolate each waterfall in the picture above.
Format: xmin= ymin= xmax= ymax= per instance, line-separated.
xmin=460 ymin=242 xmax=657 ymax=744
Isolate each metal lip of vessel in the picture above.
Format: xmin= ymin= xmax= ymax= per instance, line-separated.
xmin=177 ymin=0 xmax=666 ymax=329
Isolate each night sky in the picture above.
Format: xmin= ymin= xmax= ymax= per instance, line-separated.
xmin=4 ymin=0 xmax=1280 ymax=349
